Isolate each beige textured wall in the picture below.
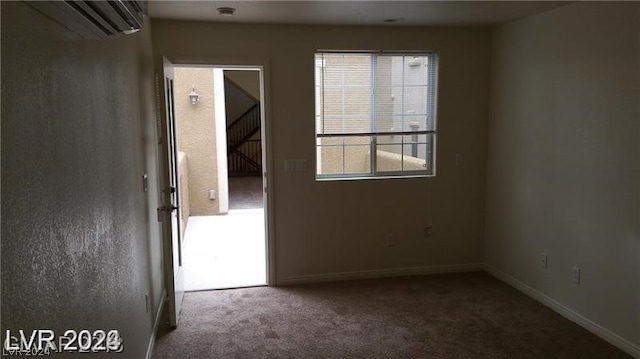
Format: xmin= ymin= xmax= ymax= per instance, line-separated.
xmin=318 ymin=137 xmax=370 ymax=175
xmin=486 ymin=2 xmax=639 ymax=350
xmin=153 ymin=21 xmax=490 ymax=283
xmin=318 ymin=137 xmax=427 ymax=175
xmin=174 ymin=67 xmax=222 ymax=215
xmin=376 ymin=150 xmax=425 ymax=172
xmin=178 ymin=151 xmax=190 ymax=233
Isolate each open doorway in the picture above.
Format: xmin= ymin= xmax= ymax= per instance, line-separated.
xmin=172 ymin=65 xmax=267 ymax=291
xmin=224 ymin=69 xmax=264 ymax=210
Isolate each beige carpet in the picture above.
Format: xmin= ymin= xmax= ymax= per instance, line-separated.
xmin=153 ymin=272 xmax=631 ymax=358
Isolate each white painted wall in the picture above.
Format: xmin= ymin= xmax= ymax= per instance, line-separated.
xmin=152 ymin=22 xmax=491 ymax=283
xmin=214 ymin=68 xmax=230 ymax=214
xmin=486 ymin=1 xmax=640 ymax=352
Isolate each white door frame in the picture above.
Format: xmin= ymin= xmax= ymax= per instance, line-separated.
xmin=167 ymin=59 xmax=275 ymax=287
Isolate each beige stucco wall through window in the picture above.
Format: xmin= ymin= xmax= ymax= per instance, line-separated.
xmin=174 ymin=67 xmax=224 ymax=215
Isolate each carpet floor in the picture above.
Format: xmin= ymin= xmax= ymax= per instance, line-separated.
xmin=152 ymin=272 xmax=632 ymax=359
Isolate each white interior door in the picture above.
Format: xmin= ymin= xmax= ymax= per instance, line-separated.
xmin=158 ymin=57 xmax=184 ymax=327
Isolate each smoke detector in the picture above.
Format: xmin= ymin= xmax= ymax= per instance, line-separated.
xmin=217 ymin=7 xmax=236 ymax=16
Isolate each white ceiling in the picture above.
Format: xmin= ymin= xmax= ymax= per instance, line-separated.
xmin=149 ymin=1 xmax=570 ymax=27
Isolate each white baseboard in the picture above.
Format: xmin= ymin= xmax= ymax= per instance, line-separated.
xmin=277 ymin=263 xmax=483 ymax=286
xmin=145 ymin=290 xmax=166 ymax=359
xmin=484 ymin=265 xmax=640 ymax=359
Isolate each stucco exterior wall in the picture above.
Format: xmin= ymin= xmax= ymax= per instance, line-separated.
xmin=376 ymin=150 xmax=425 ymax=172
xmin=174 ymin=67 xmax=222 ymax=215
xmin=318 ymin=137 xmax=426 ymax=175
xmin=318 ymin=137 xmax=370 ymax=175
xmin=178 ymin=151 xmax=190 ymax=233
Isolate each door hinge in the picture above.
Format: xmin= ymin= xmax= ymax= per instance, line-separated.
xmin=157 ymin=205 xmax=179 ymax=222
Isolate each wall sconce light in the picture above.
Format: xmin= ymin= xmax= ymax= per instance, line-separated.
xmin=188 ymin=86 xmax=200 ymax=105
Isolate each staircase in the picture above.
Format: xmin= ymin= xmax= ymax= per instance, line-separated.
xmin=225 ymin=77 xmax=262 ymax=176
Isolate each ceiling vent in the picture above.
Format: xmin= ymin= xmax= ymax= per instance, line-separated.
xmin=27 ymin=1 xmax=147 ymax=39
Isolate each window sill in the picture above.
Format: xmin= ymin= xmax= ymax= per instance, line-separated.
xmin=316 ymin=173 xmax=435 ymax=182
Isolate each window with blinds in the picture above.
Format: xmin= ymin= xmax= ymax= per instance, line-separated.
xmin=315 ymin=51 xmax=438 ymax=179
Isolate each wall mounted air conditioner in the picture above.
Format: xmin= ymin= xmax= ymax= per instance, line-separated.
xmin=26 ymin=1 xmax=147 ymax=39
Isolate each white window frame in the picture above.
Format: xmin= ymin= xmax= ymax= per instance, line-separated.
xmin=315 ymin=50 xmax=439 ymax=180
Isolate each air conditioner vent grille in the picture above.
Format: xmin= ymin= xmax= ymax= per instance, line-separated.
xmin=27 ymin=0 xmax=147 ymax=39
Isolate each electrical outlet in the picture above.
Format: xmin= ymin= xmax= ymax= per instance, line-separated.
xmin=455 ymin=154 xmax=463 ymax=166
xmin=540 ymin=253 xmax=548 ymax=269
xmin=424 ymin=227 xmax=433 ymax=238
xmin=572 ymin=267 xmax=581 ymax=284
xmin=385 ymin=233 xmax=395 ymax=247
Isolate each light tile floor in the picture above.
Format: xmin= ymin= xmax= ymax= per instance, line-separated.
xmin=183 ymin=176 xmax=266 ymax=291
xmin=183 ymin=209 xmax=266 ymax=291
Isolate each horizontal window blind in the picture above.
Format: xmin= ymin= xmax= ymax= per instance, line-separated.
xmin=315 ymin=52 xmax=438 ymax=138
